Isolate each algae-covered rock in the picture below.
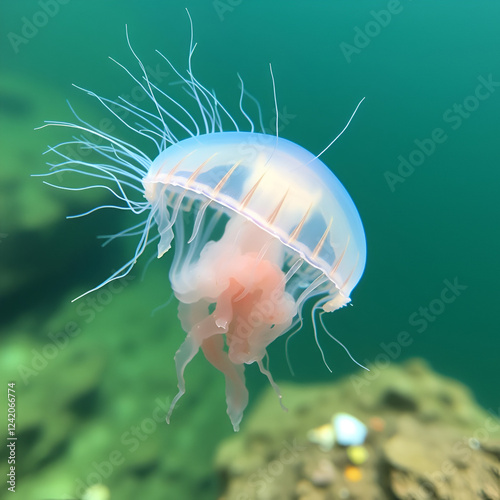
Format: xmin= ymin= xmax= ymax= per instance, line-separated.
xmin=383 ymin=417 xmax=500 ymax=500
xmin=216 ymin=359 xmax=500 ymax=500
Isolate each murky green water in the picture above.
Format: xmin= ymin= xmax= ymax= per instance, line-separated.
xmin=1 ymin=1 xmax=499 ymax=498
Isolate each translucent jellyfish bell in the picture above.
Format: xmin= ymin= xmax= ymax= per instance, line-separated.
xmin=143 ymin=132 xmax=366 ymax=309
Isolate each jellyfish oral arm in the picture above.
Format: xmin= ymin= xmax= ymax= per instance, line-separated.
xmin=166 ymin=215 xmax=296 ymax=430
xmin=201 ymin=336 xmax=248 ymax=432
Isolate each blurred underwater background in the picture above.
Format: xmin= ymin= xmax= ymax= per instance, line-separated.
xmin=0 ymin=1 xmax=499 ymax=499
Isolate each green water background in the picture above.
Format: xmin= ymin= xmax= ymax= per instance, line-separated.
xmin=1 ymin=0 xmax=499 ymax=498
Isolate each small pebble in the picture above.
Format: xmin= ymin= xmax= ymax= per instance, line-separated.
xmin=333 ymin=413 xmax=367 ymax=446
xmin=339 ymin=487 xmax=351 ymax=498
xmin=82 ymin=484 xmax=110 ymax=500
xmin=347 ymin=445 xmax=369 ymax=465
xmin=344 ymin=465 xmax=362 ymax=482
xmin=307 ymin=423 xmax=336 ymax=451
xmin=468 ymin=437 xmax=481 ymax=450
xmin=368 ymin=416 xmax=386 ymax=432
xmin=307 ymin=459 xmax=336 ymax=487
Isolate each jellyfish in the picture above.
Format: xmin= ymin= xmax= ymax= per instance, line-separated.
xmin=38 ymin=22 xmax=366 ymax=431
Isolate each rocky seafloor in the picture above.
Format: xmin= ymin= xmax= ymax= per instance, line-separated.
xmin=216 ymin=359 xmax=500 ymax=500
